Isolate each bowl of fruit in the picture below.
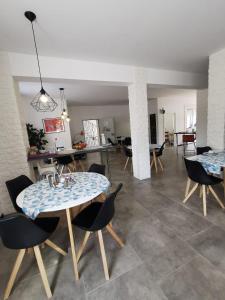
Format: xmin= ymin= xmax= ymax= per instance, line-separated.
xmin=73 ymin=142 xmax=87 ymax=150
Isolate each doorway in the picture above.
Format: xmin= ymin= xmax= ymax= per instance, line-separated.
xmin=82 ymin=119 xmax=100 ymax=147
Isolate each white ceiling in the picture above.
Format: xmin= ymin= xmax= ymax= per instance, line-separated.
xmin=19 ymin=80 xmax=196 ymax=106
xmin=1 ymin=1 xmax=225 ymax=73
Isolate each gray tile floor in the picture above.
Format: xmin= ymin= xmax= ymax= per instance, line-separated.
xmin=1 ymin=148 xmax=225 ymax=299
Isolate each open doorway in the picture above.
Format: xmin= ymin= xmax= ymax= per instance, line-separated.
xmin=82 ymin=119 xmax=100 ymax=147
xmin=164 ymin=113 xmax=176 ymax=146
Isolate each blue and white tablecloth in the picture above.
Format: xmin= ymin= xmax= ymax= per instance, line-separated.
xmin=17 ymin=172 xmax=110 ymax=219
xmin=191 ymin=151 xmax=225 ymax=175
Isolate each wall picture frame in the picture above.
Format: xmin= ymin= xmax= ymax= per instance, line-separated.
xmin=42 ymin=117 xmax=65 ymax=134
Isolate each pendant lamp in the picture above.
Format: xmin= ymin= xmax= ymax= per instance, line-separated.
xmin=59 ymin=88 xmax=70 ymax=122
xmin=24 ymin=11 xmax=57 ymax=112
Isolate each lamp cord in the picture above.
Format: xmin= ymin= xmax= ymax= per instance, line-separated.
xmin=31 ymin=21 xmax=43 ymax=88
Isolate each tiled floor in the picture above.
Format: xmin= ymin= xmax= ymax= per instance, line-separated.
xmin=1 ymin=148 xmax=225 ymax=299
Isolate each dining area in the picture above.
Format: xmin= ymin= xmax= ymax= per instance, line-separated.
xmin=0 ymin=161 xmax=124 ymax=299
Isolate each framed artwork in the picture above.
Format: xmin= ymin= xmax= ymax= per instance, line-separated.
xmin=43 ymin=118 xmax=65 ymax=134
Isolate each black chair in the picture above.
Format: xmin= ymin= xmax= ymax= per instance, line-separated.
xmin=5 ymin=175 xmax=67 ymax=255
xmin=183 ymin=158 xmax=224 ymax=216
xmin=88 ymin=163 xmax=105 ymax=175
xmin=196 ymin=146 xmax=212 ymax=155
xmin=123 ymin=137 xmax=131 ymax=146
xmin=0 ymin=213 xmax=66 ymax=299
xmin=72 ymin=184 xmax=124 ymax=280
xmin=123 ymin=146 xmax=132 ymax=170
xmin=107 ymin=138 xmax=116 ymax=146
xmin=56 ymin=155 xmax=73 ymax=175
xmin=150 ymin=142 xmax=166 ymax=172
xmin=6 ymin=175 xmax=33 ymax=214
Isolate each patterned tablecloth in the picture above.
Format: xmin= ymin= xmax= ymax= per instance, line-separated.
xmin=189 ymin=151 xmax=225 ymax=175
xmin=17 ymin=172 xmax=110 ymax=219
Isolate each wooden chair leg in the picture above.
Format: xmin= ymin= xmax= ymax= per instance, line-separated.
xmin=150 ymin=159 xmax=154 ymax=168
xmin=183 ymin=183 xmax=199 ymax=204
xmin=45 ymin=239 xmax=67 ymax=256
xmin=67 ymin=165 xmax=72 ymax=173
xmin=202 ymin=185 xmax=207 ymax=216
xmin=153 ymin=153 xmax=158 ymax=173
xmin=199 ymin=186 xmax=203 ymax=198
xmin=4 ymin=249 xmax=26 ymax=300
xmin=79 ymin=160 xmax=85 ymax=171
xmin=123 ymin=157 xmax=129 ymax=170
xmin=33 ymin=246 xmax=52 ymax=298
xmin=60 ymin=165 xmax=64 ymax=176
xmin=185 ymin=178 xmax=191 ymax=197
xmin=158 ymin=158 xmax=164 ymax=171
xmin=208 ymin=186 xmax=225 ymax=209
xmin=106 ymin=225 xmax=124 ymax=248
xmin=77 ymin=231 xmax=91 ymax=262
xmin=97 ymin=230 xmax=109 ymax=280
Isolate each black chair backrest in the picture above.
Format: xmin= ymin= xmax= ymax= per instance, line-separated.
xmin=88 ymin=163 xmax=105 ymax=175
xmin=123 ymin=137 xmax=131 ymax=146
xmin=5 ymin=175 xmax=33 ymax=213
xmin=123 ymin=146 xmax=132 ymax=158
xmin=107 ymin=138 xmax=116 ymax=146
xmin=0 ymin=213 xmax=49 ymax=249
xmin=197 ymin=146 xmax=212 ymax=155
xmin=157 ymin=141 xmax=166 ymax=156
xmin=56 ymin=155 xmax=73 ymax=165
xmin=184 ymin=158 xmax=211 ymax=184
xmin=91 ymin=183 xmax=123 ymax=231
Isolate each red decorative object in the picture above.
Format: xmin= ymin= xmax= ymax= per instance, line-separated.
xmin=43 ymin=118 xmax=65 ymax=134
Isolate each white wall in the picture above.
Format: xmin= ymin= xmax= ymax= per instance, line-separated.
xmin=157 ymin=91 xmax=197 ymax=145
xmin=207 ymin=48 xmax=225 ymax=149
xmin=0 ymin=52 xmax=31 ymax=214
xmin=196 ymin=89 xmax=208 ymax=147
xmin=68 ymin=104 xmax=130 ymax=142
xmin=22 ymin=97 xmax=72 ymax=149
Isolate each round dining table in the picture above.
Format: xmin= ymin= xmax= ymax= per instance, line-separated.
xmin=16 ymin=172 xmax=110 ymax=281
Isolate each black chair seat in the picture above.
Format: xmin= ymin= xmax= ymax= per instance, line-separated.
xmin=0 ymin=214 xmax=59 ymax=249
xmin=33 ymin=217 xmax=59 ymax=234
xmin=72 ymin=202 xmax=102 ymax=231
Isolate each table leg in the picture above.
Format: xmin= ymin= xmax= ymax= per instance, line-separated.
xmin=66 ymin=208 xmax=79 ymax=281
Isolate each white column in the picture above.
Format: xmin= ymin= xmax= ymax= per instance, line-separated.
xmin=0 ymin=52 xmax=30 ymax=213
xmin=207 ymin=49 xmax=225 ymax=150
xmin=196 ymin=89 xmax=208 ymax=147
xmin=128 ymin=68 xmax=150 ymax=180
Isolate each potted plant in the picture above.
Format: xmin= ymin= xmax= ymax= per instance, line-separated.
xmin=26 ymin=123 xmax=48 ymax=151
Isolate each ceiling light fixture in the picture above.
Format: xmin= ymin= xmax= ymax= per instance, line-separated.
xmin=24 ymin=11 xmax=57 ymax=112
xmin=59 ymin=88 xmax=70 ymax=122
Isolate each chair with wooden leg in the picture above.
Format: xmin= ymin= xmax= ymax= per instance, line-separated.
xmin=150 ymin=142 xmax=166 ymax=173
xmin=123 ymin=147 xmax=132 ymax=171
xmin=56 ymin=155 xmax=73 ymax=175
xmin=74 ymin=154 xmax=85 ymax=171
xmin=72 ymin=183 xmax=124 ymax=280
xmin=183 ymin=158 xmax=224 ymax=216
xmin=5 ymin=175 xmax=67 ymax=255
xmin=0 ymin=213 xmax=65 ymax=299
